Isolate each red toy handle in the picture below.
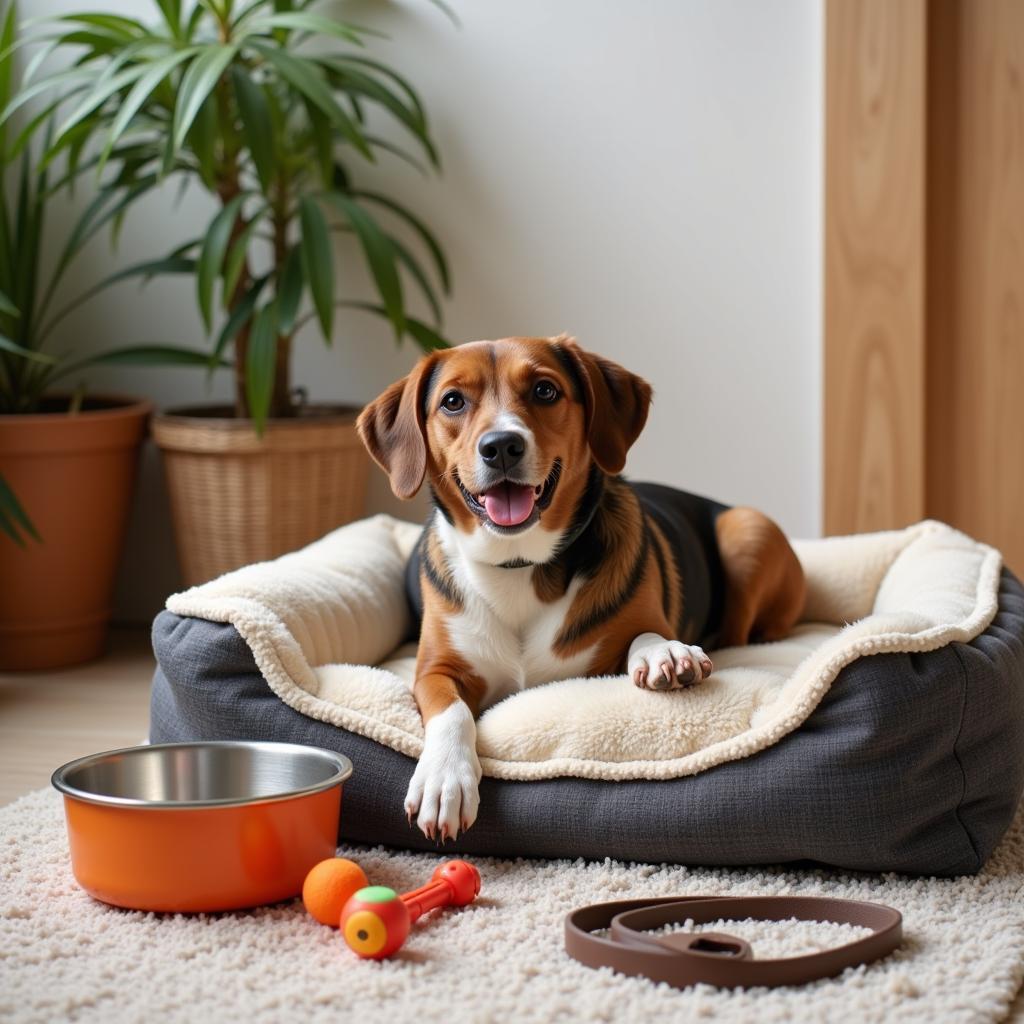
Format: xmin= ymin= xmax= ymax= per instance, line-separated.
xmin=402 ymin=861 xmax=480 ymax=923
xmin=339 ymin=861 xmax=481 ymax=960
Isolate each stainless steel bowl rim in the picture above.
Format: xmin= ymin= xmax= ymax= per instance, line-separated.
xmin=51 ymin=740 xmax=353 ymax=809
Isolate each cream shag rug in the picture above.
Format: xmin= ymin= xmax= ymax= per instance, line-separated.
xmin=2 ymin=788 xmax=1023 ymax=1023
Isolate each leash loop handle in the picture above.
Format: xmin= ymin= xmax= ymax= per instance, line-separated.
xmin=565 ymin=895 xmax=902 ymax=989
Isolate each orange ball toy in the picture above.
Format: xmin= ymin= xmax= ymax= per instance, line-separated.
xmin=302 ymin=857 xmax=369 ymax=926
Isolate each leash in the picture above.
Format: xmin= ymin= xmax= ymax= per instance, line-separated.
xmin=564 ymin=896 xmax=902 ymax=989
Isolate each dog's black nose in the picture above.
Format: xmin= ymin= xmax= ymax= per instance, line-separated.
xmin=478 ymin=430 xmax=526 ymax=471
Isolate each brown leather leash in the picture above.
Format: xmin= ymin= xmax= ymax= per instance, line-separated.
xmin=565 ymin=896 xmax=903 ymax=989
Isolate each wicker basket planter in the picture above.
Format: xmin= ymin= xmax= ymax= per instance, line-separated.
xmin=152 ymin=405 xmax=370 ymax=586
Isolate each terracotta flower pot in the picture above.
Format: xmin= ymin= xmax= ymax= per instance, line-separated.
xmin=0 ymin=396 xmax=152 ymax=671
xmin=151 ymin=405 xmax=370 ymax=587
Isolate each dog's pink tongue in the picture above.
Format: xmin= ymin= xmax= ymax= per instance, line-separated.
xmin=482 ymin=482 xmax=536 ymax=527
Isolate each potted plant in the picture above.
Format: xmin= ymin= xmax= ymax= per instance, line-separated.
xmin=10 ymin=0 xmax=451 ymax=585
xmin=0 ymin=2 xmax=221 ymax=669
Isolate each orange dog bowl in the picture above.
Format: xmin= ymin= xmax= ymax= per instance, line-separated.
xmin=52 ymin=741 xmax=353 ymax=913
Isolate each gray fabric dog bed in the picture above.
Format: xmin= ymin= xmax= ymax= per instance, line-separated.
xmin=149 ymin=516 xmax=1024 ymax=877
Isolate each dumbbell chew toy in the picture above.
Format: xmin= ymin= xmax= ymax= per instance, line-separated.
xmin=340 ymin=860 xmax=481 ymax=960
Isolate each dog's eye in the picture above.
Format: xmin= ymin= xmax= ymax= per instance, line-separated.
xmin=441 ymin=390 xmax=465 ymax=413
xmin=533 ymin=380 xmax=559 ymax=403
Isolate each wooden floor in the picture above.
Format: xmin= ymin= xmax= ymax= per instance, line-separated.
xmin=0 ymin=628 xmax=155 ymax=807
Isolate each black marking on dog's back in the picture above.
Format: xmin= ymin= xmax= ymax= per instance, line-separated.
xmin=648 ymin=519 xmax=672 ymax=621
xmin=632 ymin=482 xmax=729 ymax=646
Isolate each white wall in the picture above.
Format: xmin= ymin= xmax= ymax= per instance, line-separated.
xmin=33 ymin=0 xmax=823 ymax=622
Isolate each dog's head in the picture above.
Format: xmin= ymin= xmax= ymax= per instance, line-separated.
xmin=357 ymin=335 xmax=651 ymax=542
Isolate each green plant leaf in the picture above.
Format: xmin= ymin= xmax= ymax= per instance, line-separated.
xmin=230 ymin=65 xmax=274 ymax=191
xmin=184 ymin=3 xmax=206 ymax=41
xmin=298 ymin=195 xmax=333 ymax=342
xmin=187 ymin=88 xmax=218 ymax=189
xmin=245 ymin=302 xmax=277 ymax=434
xmin=211 ymin=272 xmax=267 ymax=368
xmin=47 ymin=45 xmax=167 ymax=153
xmin=44 ymin=139 xmax=156 ymax=194
xmin=91 ymin=345 xmax=227 ymax=365
xmin=331 ymin=301 xmax=449 ymax=352
xmin=331 ymin=55 xmax=426 ymax=125
xmin=322 ymin=192 xmax=403 ymax=335
xmin=58 ymin=13 xmax=147 ymax=39
xmin=425 ymin=0 xmax=461 ymax=28
xmin=172 ymin=43 xmax=238 ymax=154
xmin=154 ymin=0 xmax=183 ymax=41
xmin=304 ymin=100 xmax=333 ymax=186
xmin=0 ymin=65 xmax=98 ymax=131
xmin=276 ymin=245 xmax=303 ymax=334
xmin=37 ymin=255 xmax=195 ymax=345
xmin=398 ymin=313 xmax=447 ymax=352
xmin=44 ymin=174 xmax=159 ymax=310
xmin=0 ymin=0 xmax=17 ymax=153
xmin=247 ymin=40 xmax=371 ymax=160
xmin=317 ymin=58 xmax=437 ymax=167
xmin=353 ymin=189 xmax=450 ymax=292
xmin=20 ymin=37 xmax=60 ymax=89
xmin=244 ymin=11 xmax=374 ymax=46
xmin=222 ymin=212 xmax=262 ymax=308
xmin=49 ymin=344 xmax=230 ymax=384
xmin=99 ymin=45 xmax=201 ymax=173
xmin=390 ymin=235 xmax=442 ymax=326
xmin=0 ymin=289 xmax=17 ymax=317
xmin=197 ymin=193 xmax=247 ymax=332
xmin=13 ymin=149 xmax=42 ymax=348
xmin=361 ymin=134 xmax=428 ymax=176
xmin=0 ymin=472 xmax=40 ymax=547
xmin=0 ymin=334 xmax=56 ymax=364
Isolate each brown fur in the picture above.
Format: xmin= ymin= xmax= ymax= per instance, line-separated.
xmin=715 ymin=507 xmax=807 ymax=646
xmin=357 ymin=335 xmax=805 ymax=726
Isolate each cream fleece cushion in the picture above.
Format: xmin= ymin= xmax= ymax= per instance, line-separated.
xmin=165 ymin=516 xmax=1001 ymax=783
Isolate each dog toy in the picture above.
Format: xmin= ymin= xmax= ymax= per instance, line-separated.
xmin=302 ymin=857 xmax=370 ymax=926
xmin=340 ymin=860 xmax=481 ymax=959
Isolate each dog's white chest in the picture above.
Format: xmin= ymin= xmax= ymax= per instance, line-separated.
xmin=443 ymin=561 xmax=596 ymax=710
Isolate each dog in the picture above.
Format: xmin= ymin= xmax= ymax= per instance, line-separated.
xmin=357 ymin=335 xmax=806 ymax=841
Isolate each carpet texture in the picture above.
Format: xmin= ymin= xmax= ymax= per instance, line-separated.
xmin=2 ymin=788 xmax=1023 ymax=1023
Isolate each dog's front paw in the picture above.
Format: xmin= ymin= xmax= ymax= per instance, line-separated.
xmin=404 ymin=702 xmax=482 ymax=841
xmin=628 ymin=634 xmax=713 ymax=691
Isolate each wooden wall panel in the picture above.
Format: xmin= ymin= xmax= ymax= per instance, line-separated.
xmin=825 ymin=0 xmax=927 ymax=535
xmin=926 ymin=0 xmax=1024 ymax=574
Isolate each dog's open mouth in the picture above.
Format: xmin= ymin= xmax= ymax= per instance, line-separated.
xmin=455 ymin=461 xmax=561 ymax=533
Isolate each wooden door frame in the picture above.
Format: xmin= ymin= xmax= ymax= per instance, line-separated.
xmin=824 ymin=0 xmax=1024 ymax=574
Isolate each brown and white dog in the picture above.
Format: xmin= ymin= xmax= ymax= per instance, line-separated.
xmin=357 ymin=335 xmax=806 ymax=841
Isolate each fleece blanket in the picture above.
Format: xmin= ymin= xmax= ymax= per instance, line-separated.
xmin=165 ymin=515 xmax=1001 ymax=782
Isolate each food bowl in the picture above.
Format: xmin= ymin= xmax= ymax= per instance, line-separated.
xmin=52 ymin=741 xmax=353 ymax=913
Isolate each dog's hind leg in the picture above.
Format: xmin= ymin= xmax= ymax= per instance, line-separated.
xmin=715 ymin=507 xmax=806 ymax=647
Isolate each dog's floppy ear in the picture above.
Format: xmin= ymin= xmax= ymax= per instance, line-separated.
xmin=555 ymin=336 xmax=652 ymax=474
xmin=357 ymin=354 xmax=439 ymax=500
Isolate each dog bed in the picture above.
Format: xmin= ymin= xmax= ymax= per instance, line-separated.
xmin=149 ymin=515 xmax=1024 ymax=876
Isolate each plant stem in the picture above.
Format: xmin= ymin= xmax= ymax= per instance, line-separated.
xmin=214 ymin=69 xmax=256 ymax=422
xmin=267 ymin=159 xmax=293 ymax=419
